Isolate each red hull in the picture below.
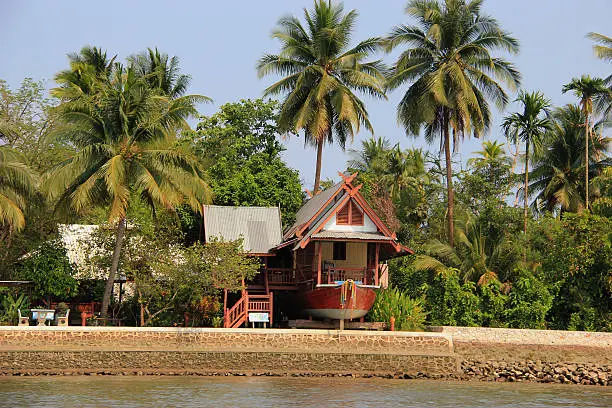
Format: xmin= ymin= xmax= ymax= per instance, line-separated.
xmin=303 ymin=284 xmax=376 ymax=320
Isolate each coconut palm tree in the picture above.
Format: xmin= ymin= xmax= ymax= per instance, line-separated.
xmin=414 ymin=215 xmax=518 ymax=285
xmin=54 ymin=46 xmax=116 ymax=99
xmin=47 ymin=53 xmax=212 ymax=318
xmin=128 ymin=48 xmax=191 ymax=98
xmin=257 ymin=0 xmax=386 ymax=194
xmin=529 ymin=105 xmax=611 ymax=214
xmin=502 ymin=91 xmax=551 ymax=233
xmin=562 ymin=75 xmax=611 ymax=210
xmin=347 ymin=136 xmax=391 ymax=176
xmin=385 ymin=0 xmax=521 ymax=246
xmin=0 ymin=147 xmax=34 ymax=232
xmin=588 ymin=32 xmax=612 ymax=63
xmin=467 ymin=141 xmax=510 ymax=167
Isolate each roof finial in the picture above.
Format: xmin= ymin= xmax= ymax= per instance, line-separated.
xmin=337 ymin=171 xmax=358 ymax=185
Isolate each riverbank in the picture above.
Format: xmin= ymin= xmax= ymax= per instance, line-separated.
xmin=0 ymin=326 xmax=609 ymax=386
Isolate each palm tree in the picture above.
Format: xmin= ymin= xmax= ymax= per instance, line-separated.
xmin=467 ymin=140 xmax=510 ymax=167
xmin=54 ymin=46 xmax=116 ymax=98
xmin=257 ymin=0 xmax=386 ymax=194
xmin=0 ymin=147 xmax=34 ymax=232
xmin=48 ymin=51 xmax=211 ymax=318
xmin=562 ymin=75 xmax=611 ymax=209
xmin=347 ymin=136 xmax=391 ymax=176
xmin=414 ymin=215 xmax=518 ymax=285
xmin=128 ymin=48 xmax=191 ymax=98
xmin=529 ymin=105 xmax=610 ymax=214
xmin=385 ymin=0 xmax=521 ymax=246
xmin=588 ymin=32 xmax=612 ymax=62
xmin=502 ymin=91 xmax=551 ymax=234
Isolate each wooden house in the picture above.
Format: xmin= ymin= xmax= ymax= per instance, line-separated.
xmin=203 ymin=173 xmax=412 ymax=328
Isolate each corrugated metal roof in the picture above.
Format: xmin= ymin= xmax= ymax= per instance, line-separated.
xmin=203 ymin=205 xmax=282 ymax=254
xmin=284 ymin=181 xmax=344 ymax=239
xmin=311 ymin=231 xmax=393 ymax=241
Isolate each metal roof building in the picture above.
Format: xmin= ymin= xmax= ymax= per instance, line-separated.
xmin=202 ymin=205 xmax=283 ymax=255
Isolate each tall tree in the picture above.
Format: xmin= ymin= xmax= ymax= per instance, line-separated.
xmin=128 ymin=48 xmax=191 ymax=98
xmin=385 ymin=0 xmax=520 ymax=246
xmin=257 ymin=0 xmax=386 ymax=193
xmin=562 ymin=75 xmax=611 ymax=209
xmin=529 ymin=105 xmax=610 ymax=214
xmin=47 ymin=48 xmax=211 ymax=318
xmin=502 ymin=91 xmax=551 ymax=233
xmin=0 ymin=147 xmax=34 ymax=232
xmin=186 ymin=99 xmax=304 ymax=225
xmin=467 ymin=141 xmax=510 ymax=168
xmin=588 ymin=32 xmax=612 ymax=63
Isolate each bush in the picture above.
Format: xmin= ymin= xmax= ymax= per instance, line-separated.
xmin=0 ymin=291 xmax=30 ymax=325
xmin=18 ymin=240 xmax=77 ymax=305
xmin=505 ymin=268 xmax=553 ymax=329
xmin=368 ymin=287 xmax=426 ymax=331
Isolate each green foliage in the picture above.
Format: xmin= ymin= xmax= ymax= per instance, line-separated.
xmin=505 ymin=269 xmax=553 ymax=329
xmin=0 ymin=78 xmax=72 ymax=172
xmin=18 ymin=240 xmax=77 ymax=304
xmin=186 ymin=99 xmax=303 ymax=225
xmin=258 ymin=0 xmax=386 ymax=191
xmin=182 ymin=238 xmax=261 ymax=293
xmin=532 ymin=213 xmax=612 ymax=331
xmin=368 ymin=287 xmax=426 ymax=331
xmin=0 ymin=291 xmax=30 ymax=325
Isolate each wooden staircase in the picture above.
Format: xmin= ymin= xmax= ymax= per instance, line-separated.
xmin=224 ymin=290 xmax=274 ymax=328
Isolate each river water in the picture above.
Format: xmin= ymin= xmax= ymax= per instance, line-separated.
xmin=0 ymin=377 xmax=609 ymax=407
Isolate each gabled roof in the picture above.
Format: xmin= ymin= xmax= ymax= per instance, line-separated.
xmin=283 ymin=180 xmax=344 ymax=240
xmin=203 ymin=205 xmax=283 ymax=254
xmin=285 ymin=172 xmax=413 ymax=254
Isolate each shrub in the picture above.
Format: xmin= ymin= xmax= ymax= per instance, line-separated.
xmin=0 ymin=291 xmax=30 ymax=325
xmin=368 ymin=287 xmax=426 ymax=331
xmin=505 ymin=268 xmax=553 ymax=329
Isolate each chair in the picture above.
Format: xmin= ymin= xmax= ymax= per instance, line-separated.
xmin=17 ymin=309 xmax=29 ymax=326
xmin=56 ymin=309 xmax=70 ymax=326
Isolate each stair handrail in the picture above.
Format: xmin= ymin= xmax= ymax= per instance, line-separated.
xmin=225 ymin=292 xmax=247 ymax=328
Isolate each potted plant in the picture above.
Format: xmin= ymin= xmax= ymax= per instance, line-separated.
xmin=55 ymin=302 xmax=70 ymax=326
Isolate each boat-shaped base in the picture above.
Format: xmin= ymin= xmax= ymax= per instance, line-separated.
xmin=303 ymin=283 xmax=376 ymax=320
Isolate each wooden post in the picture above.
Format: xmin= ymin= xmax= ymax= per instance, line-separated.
xmin=269 ymin=291 xmax=274 ymax=327
xmin=339 ymin=319 xmax=344 ymax=331
xmin=263 ymin=257 xmax=269 ymax=294
xmin=316 ymin=243 xmax=322 ymax=286
xmin=374 ymin=243 xmax=380 ymax=286
xmin=390 ymin=316 xmax=395 ymax=331
xmin=223 ymin=289 xmax=228 ymax=313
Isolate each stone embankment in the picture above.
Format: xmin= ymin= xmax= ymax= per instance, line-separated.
xmin=430 ymin=326 xmax=611 ymax=386
xmin=0 ymin=326 xmax=610 ymax=385
xmin=462 ymin=361 xmax=608 ymax=386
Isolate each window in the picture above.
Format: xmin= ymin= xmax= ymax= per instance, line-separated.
xmin=337 ymin=203 xmax=349 ymax=224
xmin=336 ymin=201 xmax=364 ymax=225
xmin=333 ymin=242 xmax=346 ymax=260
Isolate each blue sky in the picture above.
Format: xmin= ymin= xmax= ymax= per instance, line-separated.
xmin=2 ymin=0 xmax=610 ymax=188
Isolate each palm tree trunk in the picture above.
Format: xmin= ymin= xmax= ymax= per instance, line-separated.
xmin=523 ymin=140 xmax=529 ymax=235
xmin=101 ymin=217 xmax=126 ymax=318
xmin=443 ymin=117 xmax=455 ymax=247
xmin=585 ymin=114 xmax=589 ymax=210
xmin=313 ymin=138 xmax=324 ymax=195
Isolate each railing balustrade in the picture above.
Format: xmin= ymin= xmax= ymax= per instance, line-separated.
xmin=323 ymin=268 xmax=376 ymax=285
xmin=265 ymin=268 xmax=295 ymax=285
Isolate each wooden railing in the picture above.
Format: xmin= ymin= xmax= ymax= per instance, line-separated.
xmin=224 ymin=294 xmax=247 ymax=328
xmin=266 ymin=268 xmax=295 ymax=285
xmin=247 ymin=294 xmax=271 ymax=312
xmin=224 ymin=292 xmax=274 ymax=328
xmin=323 ymin=268 xmax=376 ymax=285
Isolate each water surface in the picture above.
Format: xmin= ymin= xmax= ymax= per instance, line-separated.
xmin=0 ymin=376 xmax=609 ymax=407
